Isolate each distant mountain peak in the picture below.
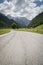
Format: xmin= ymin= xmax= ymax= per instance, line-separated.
xmin=13 ymin=17 xmax=30 ymax=27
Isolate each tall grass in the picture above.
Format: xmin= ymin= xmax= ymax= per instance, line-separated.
xmin=15 ymin=25 xmax=43 ymax=34
xmin=0 ymin=29 xmax=11 ymax=35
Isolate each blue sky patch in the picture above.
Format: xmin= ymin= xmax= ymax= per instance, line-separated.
xmin=34 ymin=1 xmax=43 ymax=6
xmin=0 ymin=0 xmax=4 ymax=3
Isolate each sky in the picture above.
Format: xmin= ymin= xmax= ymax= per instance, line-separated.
xmin=0 ymin=0 xmax=43 ymax=20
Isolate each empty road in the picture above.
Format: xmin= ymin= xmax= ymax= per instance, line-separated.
xmin=0 ymin=30 xmax=43 ymax=65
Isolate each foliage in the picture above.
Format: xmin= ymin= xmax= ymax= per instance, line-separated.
xmin=15 ymin=25 xmax=43 ymax=34
xmin=0 ymin=29 xmax=11 ymax=35
xmin=28 ymin=12 xmax=43 ymax=28
xmin=12 ymin=23 xmax=17 ymax=29
xmin=0 ymin=13 xmax=16 ymax=28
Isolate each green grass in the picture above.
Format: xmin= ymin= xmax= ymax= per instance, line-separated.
xmin=15 ymin=25 xmax=43 ymax=34
xmin=0 ymin=29 xmax=11 ymax=35
xmin=0 ymin=25 xmax=43 ymax=35
xmin=33 ymin=25 xmax=43 ymax=34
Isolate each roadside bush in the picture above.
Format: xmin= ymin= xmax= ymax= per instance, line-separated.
xmin=12 ymin=23 xmax=17 ymax=29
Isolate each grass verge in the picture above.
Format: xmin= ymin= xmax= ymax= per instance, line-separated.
xmin=15 ymin=25 xmax=43 ymax=34
xmin=0 ymin=29 xmax=11 ymax=35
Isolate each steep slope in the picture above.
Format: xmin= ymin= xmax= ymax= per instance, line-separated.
xmin=0 ymin=13 xmax=16 ymax=28
xmin=28 ymin=12 xmax=43 ymax=28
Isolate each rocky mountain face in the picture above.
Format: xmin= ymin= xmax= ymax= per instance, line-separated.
xmin=13 ymin=17 xmax=30 ymax=27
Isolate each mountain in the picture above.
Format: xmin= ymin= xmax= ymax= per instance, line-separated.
xmin=28 ymin=12 xmax=43 ymax=28
xmin=0 ymin=13 xmax=16 ymax=28
xmin=7 ymin=15 xmax=30 ymax=27
xmin=0 ymin=13 xmax=30 ymax=28
xmin=7 ymin=14 xmax=30 ymax=27
xmin=13 ymin=17 xmax=30 ymax=27
xmin=7 ymin=15 xmax=12 ymax=19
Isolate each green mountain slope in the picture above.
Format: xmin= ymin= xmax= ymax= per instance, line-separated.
xmin=0 ymin=13 xmax=16 ymax=28
xmin=28 ymin=12 xmax=43 ymax=28
xmin=35 ymin=24 xmax=43 ymax=29
xmin=33 ymin=24 xmax=43 ymax=34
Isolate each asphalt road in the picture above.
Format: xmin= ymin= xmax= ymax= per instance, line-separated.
xmin=0 ymin=31 xmax=43 ymax=65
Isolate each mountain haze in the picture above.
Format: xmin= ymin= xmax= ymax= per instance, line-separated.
xmin=7 ymin=14 xmax=30 ymax=27
xmin=13 ymin=17 xmax=30 ymax=27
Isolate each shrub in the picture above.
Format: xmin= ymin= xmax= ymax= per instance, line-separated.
xmin=12 ymin=23 xmax=17 ymax=29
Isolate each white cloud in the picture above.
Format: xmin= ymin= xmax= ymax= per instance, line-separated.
xmin=39 ymin=0 xmax=43 ymax=2
xmin=0 ymin=0 xmax=43 ymax=20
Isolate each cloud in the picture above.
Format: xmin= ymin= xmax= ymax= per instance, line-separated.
xmin=39 ymin=0 xmax=43 ymax=2
xmin=0 ymin=0 xmax=43 ymax=20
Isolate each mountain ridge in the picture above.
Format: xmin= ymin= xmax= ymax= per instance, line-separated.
xmin=0 ymin=13 xmax=16 ymax=28
xmin=28 ymin=12 xmax=43 ymax=28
